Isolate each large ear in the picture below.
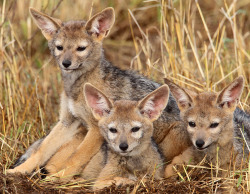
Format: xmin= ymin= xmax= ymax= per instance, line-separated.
xmin=85 ymin=7 xmax=115 ymax=40
xmin=84 ymin=83 xmax=113 ymax=120
xmin=138 ymin=85 xmax=169 ymax=121
xmin=164 ymin=78 xmax=194 ymax=111
xmin=217 ymin=76 xmax=244 ymax=109
xmin=29 ymin=8 xmax=62 ymax=40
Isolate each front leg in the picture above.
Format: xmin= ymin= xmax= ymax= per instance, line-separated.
xmin=94 ymin=164 xmax=118 ymax=190
xmin=159 ymin=122 xmax=191 ymax=161
xmin=52 ymin=125 xmax=104 ymax=179
xmin=7 ymin=120 xmax=81 ymax=174
xmin=93 ymin=155 xmax=132 ymax=190
xmin=45 ymin=126 xmax=87 ymax=175
xmin=165 ymin=147 xmax=193 ymax=178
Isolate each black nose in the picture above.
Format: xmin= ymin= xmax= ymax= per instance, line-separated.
xmin=62 ymin=60 xmax=71 ymax=68
xmin=119 ymin=143 xmax=128 ymax=151
xmin=196 ymin=139 xmax=205 ymax=148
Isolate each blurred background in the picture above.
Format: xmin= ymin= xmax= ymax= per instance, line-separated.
xmin=0 ymin=0 xmax=249 ymax=167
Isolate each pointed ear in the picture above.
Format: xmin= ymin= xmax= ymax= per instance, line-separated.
xmin=29 ymin=7 xmax=62 ymax=40
xmin=85 ymin=7 xmax=115 ymax=41
xmin=164 ymin=78 xmax=194 ymax=111
xmin=84 ymin=83 xmax=113 ymax=120
xmin=217 ymin=76 xmax=244 ymax=109
xmin=138 ymin=85 xmax=169 ymax=121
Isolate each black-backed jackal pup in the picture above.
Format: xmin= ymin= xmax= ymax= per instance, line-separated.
xmin=164 ymin=76 xmax=249 ymax=177
xmin=8 ymin=7 xmax=191 ymax=179
xmin=83 ymin=84 xmax=168 ymax=190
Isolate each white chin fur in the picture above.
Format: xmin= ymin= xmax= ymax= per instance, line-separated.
xmin=62 ymin=69 xmax=73 ymax=73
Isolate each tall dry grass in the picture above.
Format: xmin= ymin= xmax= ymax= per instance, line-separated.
xmin=0 ymin=0 xmax=249 ymax=192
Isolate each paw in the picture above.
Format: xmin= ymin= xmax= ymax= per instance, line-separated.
xmin=93 ymin=180 xmax=116 ymax=190
xmin=43 ymin=171 xmax=74 ymax=183
xmin=93 ymin=177 xmax=135 ymax=190
xmin=113 ymin=177 xmax=135 ymax=186
xmin=47 ymin=168 xmax=76 ymax=181
xmin=44 ymin=165 xmax=58 ymax=176
xmin=164 ymin=165 xmax=175 ymax=178
xmin=6 ymin=169 xmax=17 ymax=174
xmin=43 ymin=175 xmax=61 ymax=182
xmin=6 ymin=168 xmax=26 ymax=174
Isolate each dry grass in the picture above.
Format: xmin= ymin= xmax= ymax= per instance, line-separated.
xmin=0 ymin=0 xmax=250 ymax=193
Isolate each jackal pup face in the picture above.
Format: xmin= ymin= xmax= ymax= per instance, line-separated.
xmin=84 ymin=84 xmax=169 ymax=156
xmin=30 ymin=7 xmax=115 ymax=73
xmin=165 ymin=76 xmax=244 ymax=150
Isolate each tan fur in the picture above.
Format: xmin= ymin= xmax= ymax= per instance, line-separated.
xmin=158 ymin=121 xmax=189 ymax=161
xmin=164 ymin=76 xmax=244 ymax=178
xmin=7 ymin=8 xmax=116 ymax=177
xmin=83 ymin=84 xmax=168 ymax=190
xmin=8 ymin=121 xmax=82 ymax=174
xmin=45 ymin=125 xmax=87 ymax=174
xmin=8 ymin=7 xmax=191 ymax=179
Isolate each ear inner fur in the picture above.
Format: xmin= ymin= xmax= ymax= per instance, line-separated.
xmin=164 ymin=78 xmax=193 ymax=110
xmin=84 ymin=83 xmax=113 ymax=120
xmin=29 ymin=8 xmax=62 ymax=40
xmin=216 ymin=76 xmax=244 ymax=109
xmin=138 ymin=85 xmax=169 ymax=121
xmin=85 ymin=7 xmax=115 ymax=38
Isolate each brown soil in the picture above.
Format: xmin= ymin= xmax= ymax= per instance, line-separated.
xmin=0 ymin=171 xmax=213 ymax=194
xmin=0 ymin=172 xmax=58 ymax=194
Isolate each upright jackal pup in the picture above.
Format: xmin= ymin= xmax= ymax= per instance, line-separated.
xmin=164 ymin=76 xmax=246 ymax=177
xmin=84 ymin=84 xmax=168 ymax=189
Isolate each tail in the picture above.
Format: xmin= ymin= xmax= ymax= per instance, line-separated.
xmin=233 ymin=107 xmax=250 ymax=154
xmin=234 ymin=107 xmax=250 ymax=134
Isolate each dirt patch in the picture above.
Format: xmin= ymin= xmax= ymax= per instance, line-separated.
xmin=99 ymin=180 xmax=212 ymax=194
xmin=0 ymin=170 xmax=214 ymax=194
xmin=0 ymin=172 xmax=58 ymax=193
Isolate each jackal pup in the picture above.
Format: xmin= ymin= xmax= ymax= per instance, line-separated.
xmin=164 ymin=76 xmax=248 ymax=177
xmin=83 ymin=84 xmax=168 ymax=189
xmin=9 ymin=7 xmax=190 ymax=178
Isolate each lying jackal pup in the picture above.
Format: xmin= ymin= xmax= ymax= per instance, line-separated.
xmin=164 ymin=76 xmax=246 ymax=177
xmin=83 ymin=84 xmax=169 ymax=189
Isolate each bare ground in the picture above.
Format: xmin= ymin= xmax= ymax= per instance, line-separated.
xmin=1 ymin=170 xmax=228 ymax=194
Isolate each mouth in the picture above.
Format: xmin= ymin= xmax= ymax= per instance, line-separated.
xmin=120 ymin=152 xmax=128 ymax=156
xmin=119 ymin=150 xmax=132 ymax=156
xmin=62 ymin=69 xmax=73 ymax=73
xmin=61 ymin=63 xmax=83 ymax=71
xmin=195 ymin=144 xmax=210 ymax=151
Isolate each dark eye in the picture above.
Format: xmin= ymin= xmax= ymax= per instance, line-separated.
xmin=56 ymin=46 xmax=63 ymax=51
xmin=131 ymin=127 xmax=140 ymax=132
xmin=109 ymin=128 xmax=117 ymax=133
xmin=188 ymin=122 xmax=196 ymax=128
xmin=210 ymin=123 xmax=219 ymax=128
xmin=77 ymin=46 xmax=86 ymax=51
